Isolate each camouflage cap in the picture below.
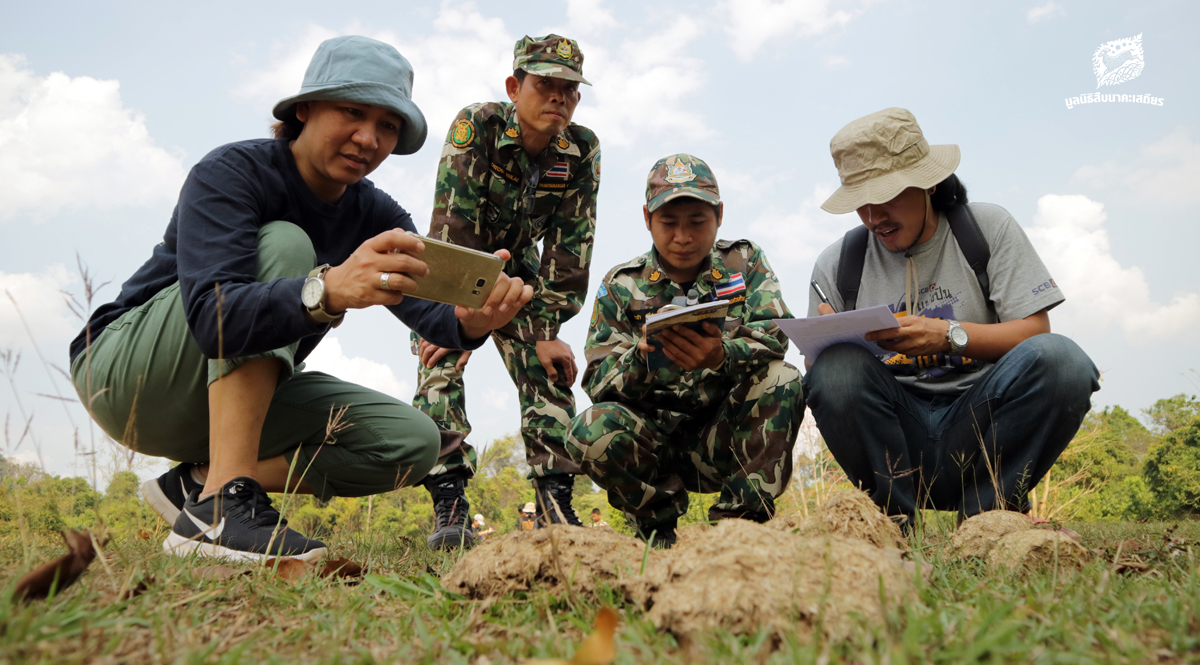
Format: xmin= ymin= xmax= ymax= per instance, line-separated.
xmin=645 ymin=154 xmax=720 ymax=212
xmin=513 ymin=34 xmax=591 ymax=86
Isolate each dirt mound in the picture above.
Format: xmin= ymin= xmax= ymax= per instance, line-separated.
xmin=986 ymin=529 xmax=1090 ymax=574
xmin=442 ymin=525 xmax=647 ymax=600
xmin=674 ymin=523 xmax=712 ymax=548
xmin=770 ymin=490 xmax=906 ymax=550
xmin=623 ymin=519 xmax=915 ymax=641
xmin=950 ymin=511 xmax=1032 ymax=558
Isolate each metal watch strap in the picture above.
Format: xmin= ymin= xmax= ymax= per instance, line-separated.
xmin=305 ymin=264 xmax=344 ymax=327
xmin=946 ymin=319 xmax=967 ymax=354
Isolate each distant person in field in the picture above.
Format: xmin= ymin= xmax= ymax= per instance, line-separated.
xmin=67 ymin=36 xmax=531 ymax=562
xmin=804 ymin=107 xmax=1100 ymax=529
xmin=518 ymin=502 xmax=538 ymax=531
xmin=589 ymin=508 xmax=608 ymax=527
xmin=472 ymin=514 xmax=495 ymax=540
xmin=566 ymin=154 xmax=805 ymax=548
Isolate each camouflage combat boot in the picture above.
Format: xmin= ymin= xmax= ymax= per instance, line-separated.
xmin=424 ymin=467 xmax=476 ymax=551
xmin=533 ymin=475 xmax=584 ymax=527
xmin=633 ymin=516 xmax=677 ymax=549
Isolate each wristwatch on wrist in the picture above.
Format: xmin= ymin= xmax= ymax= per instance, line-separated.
xmin=945 ymin=319 xmax=968 ymax=354
xmin=301 ymin=264 xmax=344 ymax=327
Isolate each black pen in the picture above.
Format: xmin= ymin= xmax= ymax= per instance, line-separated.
xmin=810 ymin=280 xmax=838 ymax=313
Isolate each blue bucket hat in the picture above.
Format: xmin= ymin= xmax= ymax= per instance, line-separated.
xmin=272 ymin=36 xmax=428 ymax=155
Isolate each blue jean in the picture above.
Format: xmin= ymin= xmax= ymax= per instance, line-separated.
xmin=803 ymin=334 xmax=1099 ymax=522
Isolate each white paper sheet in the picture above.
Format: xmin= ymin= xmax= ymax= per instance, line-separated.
xmin=773 ymin=305 xmax=900 ymax=362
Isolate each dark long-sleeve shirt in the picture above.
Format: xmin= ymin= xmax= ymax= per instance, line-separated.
xmin=70 ymin=138 xmax=481 ymax=364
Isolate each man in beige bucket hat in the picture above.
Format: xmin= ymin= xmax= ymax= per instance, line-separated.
xmin=803 ymin=107 xmax=1099 ymax=530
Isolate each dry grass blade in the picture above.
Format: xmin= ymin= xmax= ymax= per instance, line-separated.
xmin=14 ymin=529 xmax=105 ymax=601
xmin=192 ymin=565 xmax=250 ymax=581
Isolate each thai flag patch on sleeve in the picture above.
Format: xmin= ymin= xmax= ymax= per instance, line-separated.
xmin=715 ymin=272 xmax=745 ymax=298
xmin=546 ymin=162 xmax=570 ymax=179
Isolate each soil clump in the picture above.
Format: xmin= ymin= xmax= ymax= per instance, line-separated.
xmin=443 ymin=525 xmax=647 ymax=600
xmin=949 ymin=511 xmax=1033 ymax=558
xmin=771 ymin=490 xmax=906 ymax=550
xmin=986 ymin=529 xmax=1090 ymax=573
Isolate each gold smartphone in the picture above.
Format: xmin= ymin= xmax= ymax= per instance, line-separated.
xmin=405 ymin=235 xmax=504 ymax=310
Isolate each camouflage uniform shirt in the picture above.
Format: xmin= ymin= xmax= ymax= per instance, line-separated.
xmin=583 ymin=239 xmax=792 ymax=422
xmin=429 ymin=101 xmax=601 ymax=343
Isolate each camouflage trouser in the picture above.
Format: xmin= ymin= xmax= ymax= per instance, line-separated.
xmin=565 ymin=359 xmax=804 ymax=526
xmin=412 ymin=330 xmax=579 ymax=480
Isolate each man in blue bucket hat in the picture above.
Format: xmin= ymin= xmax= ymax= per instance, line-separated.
xmin=68 ymin=36 xmax=533 ymax=562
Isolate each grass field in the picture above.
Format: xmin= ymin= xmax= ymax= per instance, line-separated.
xmin=2 ymin=518 xmax=1198 ymax=664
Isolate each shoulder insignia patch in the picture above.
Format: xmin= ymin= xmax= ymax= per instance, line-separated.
xmin=557 ymin=137 xmax=570 ymax=150
xmin=505 ymin=126 xmax=520 ymax=138
xmin=648 ymin=270 xmax=662 ymax=283
xmin=592 ymin=150 xmax=601 ymax=182
xmin=451 ymin=119 xmax=474 ymax=147
xmin=597 ymin=284 xmax=608 ymax=298
xmin=710 ymin=268 xmax=723 ymax=280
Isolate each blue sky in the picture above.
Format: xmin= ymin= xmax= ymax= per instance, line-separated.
xmin=1 ymin=0 xmax=1196 ymax=481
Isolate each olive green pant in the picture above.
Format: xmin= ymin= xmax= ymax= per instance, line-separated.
xmin=69 ymin=221 xmax=441 ymax=500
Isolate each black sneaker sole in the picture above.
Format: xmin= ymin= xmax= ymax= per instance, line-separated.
xmin=163 ymin=532 xmax=328 ymax=562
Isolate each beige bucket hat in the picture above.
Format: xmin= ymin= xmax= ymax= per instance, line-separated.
xmin=821 ymin=107 xmax=960 ymax=214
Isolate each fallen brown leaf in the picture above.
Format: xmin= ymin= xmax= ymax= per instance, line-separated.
xmin=1114 ymin=560 xmax=1152 ymax=574
xmin=137 ymin=529 xmax=151 ymax=541
xmin=192 ymin=565 xmax=250 ymax=581
xmin=14 ymin=530 xmax=104 ymax=601
xmin=264 ymin=557 xmax=314 ymax=583
xmin=524 ymin=607 xmax=618 ymax=665
xmin=319 ymin=557 xmax=365 ymax=579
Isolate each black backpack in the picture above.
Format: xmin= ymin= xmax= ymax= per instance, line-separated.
xmin=835 ymin=203 xmax=991 ymax=312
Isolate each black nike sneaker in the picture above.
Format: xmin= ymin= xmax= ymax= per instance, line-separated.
xmin=162 ymin=477 xmax=327 ymax=562
xmin=534 ymin=475 xmax=584 ymax=527
xmin=141 ymin=463 xmax=204 ymax=524
xmin=424 ymin=467 xmax=476 ymax=551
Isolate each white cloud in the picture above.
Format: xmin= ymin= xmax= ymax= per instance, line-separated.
xmin=1026 ymin=2 xmax=1066 ymax=23
xmin=1027 ymin=194 xmax=1200 ymax=341
xmin=563 ymin=0 xmax=619 ymax=38
xmin=1072 ymin=129 xmax=1200 ymax=207
xmin=301 ymin=336 xmax=412 ymax=400
xmin=0 ymin=265 xmax=78 ymax=349
xmin=822 ymin=55 xmax=852 ymax=69
xmin=745 ymin=183 xmax=845 ymax=266
xmin=577 ymin=16 xmax=711 ymax=148
xmin=720 ymin=0 xmax=867 ymax=61
xmin=0 ymin=54 xmax=186 ymax=222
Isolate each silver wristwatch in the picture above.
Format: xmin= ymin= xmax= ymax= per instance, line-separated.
xmin=946 ymin=319 xmax=968 ymax=354
xmin=301 ymin=264 xmax=344 ymax=327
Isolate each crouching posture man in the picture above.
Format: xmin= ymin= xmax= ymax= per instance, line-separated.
xmin=566 ymin=155 xmax=804 ymax=547
xmin=411 ymin=34 xmax=601 ymax=548
xmin=68 ymin=37 xmax=531 ymax=561
xmin=804 ymin=108 xmax=1100 ymax=529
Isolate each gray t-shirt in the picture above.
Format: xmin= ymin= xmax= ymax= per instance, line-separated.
xmin=807 ymin=202 xmax=1064 ymax=394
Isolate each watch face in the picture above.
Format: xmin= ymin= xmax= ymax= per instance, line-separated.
xmin=301 ymin=277 xmax=323 ymax=308
xmin=950 ymin=325 xmax=969 ymax=348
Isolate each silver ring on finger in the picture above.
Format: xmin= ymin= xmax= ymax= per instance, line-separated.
xmin=380 ymin=272 xmax=392 ymax=291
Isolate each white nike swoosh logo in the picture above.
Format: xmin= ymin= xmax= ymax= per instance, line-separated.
xmin=184 ymin=508 xmax=225 ymax=540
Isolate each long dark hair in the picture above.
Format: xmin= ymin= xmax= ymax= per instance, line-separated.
xmin=930 ymin=173 xmax=968 ymax=211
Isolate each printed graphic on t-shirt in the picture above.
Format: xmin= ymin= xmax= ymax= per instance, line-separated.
xmin=881 ymin=283 xmax=985 ymax=381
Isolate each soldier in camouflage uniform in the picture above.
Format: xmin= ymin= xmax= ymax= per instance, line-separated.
xmin=565 ymin=154 xmax=804 ymax=548
xmin=413 ymin=34 xmax=602 ymax=549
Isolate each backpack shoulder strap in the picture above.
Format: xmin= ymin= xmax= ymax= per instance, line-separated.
xmin=835 ymin=225 xmax=869 ymax=312
xmin=945 ymin=203 xmax=991 ymax=301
